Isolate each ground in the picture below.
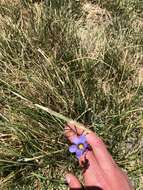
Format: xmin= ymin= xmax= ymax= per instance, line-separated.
xmin=0 ymin=0 xmax=143 ymax=189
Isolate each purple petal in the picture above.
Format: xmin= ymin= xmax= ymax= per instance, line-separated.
xmin=76 ymin=149 xmax=84 ymax=159
xmin=69 ymin=145 xmax=77 ymax=153
xmin=78 ymin=135 xmax=86 ymax=143
xmin=83 ymin=142 xmax=89 ymax=149
xmin=72 ymin=137 xmax=80 ymax=144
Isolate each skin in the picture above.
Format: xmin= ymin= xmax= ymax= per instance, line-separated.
xmin=65 ymin=121 xmax=134 ymax=190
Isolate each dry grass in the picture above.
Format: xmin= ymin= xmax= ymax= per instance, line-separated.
xmin=0 ymin=0 xmax=143 ymax=189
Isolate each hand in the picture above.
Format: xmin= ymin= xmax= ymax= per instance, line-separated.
xmin=65 ymin=121 xmax=133 ymax=190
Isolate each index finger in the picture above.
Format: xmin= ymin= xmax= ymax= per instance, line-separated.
xmin=67 ymin=121 xmax=118 ymax=173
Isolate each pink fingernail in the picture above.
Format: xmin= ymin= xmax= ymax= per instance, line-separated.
xmin=65 ymin=175 xmax=71 ymax=184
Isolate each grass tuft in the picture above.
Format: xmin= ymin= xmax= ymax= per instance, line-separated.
xmin=0 ymin=0 xmax=143 ymax=189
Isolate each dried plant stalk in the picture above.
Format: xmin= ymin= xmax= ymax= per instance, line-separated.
xmin=35 ymin=104 xmax=91 ymax=133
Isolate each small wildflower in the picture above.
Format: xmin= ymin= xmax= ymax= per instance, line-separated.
xmin=69 ymin=135 xmax=88 ymax=159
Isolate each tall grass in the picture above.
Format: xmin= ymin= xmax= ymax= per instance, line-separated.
xmin=0 ymin=0 xmax=143 ymax=189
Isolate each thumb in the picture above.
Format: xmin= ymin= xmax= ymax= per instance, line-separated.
xmin=66 ymin=173 xmax=82 ymax=190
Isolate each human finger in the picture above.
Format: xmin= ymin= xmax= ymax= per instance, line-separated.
xmin=65 ymin=123 xmax=108 ymax=189
xmin=66 ymin=121 xmax=118 ymax=174
xmin=66 ymin=173 xmax=82 ymax=189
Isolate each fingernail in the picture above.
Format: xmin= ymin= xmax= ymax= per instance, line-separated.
xmin=68 ymin=120 xmax=75 ymax=124
xmin=65 ymin=175 xmax=71 ymax=184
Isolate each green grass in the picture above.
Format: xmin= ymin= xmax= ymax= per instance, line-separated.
xmin=0 ymin=0 xmax=143 ymax=189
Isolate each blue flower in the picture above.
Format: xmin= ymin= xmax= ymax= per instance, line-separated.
xmin=69 ymin=135 xmax=88 ymax=159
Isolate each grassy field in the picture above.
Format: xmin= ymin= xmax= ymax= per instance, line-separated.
xmin=0 ymin=0 xmax=143 ymax=189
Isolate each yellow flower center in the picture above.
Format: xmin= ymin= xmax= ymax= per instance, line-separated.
xmin=78 ymin=143 xmax=84 ymax=150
